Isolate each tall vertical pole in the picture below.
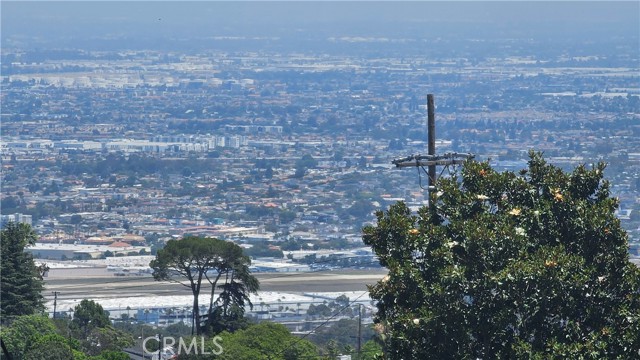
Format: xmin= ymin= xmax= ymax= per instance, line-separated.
xmin=52 ymin=291 xmax=59 ymax=319
xmin=357 ymin=303 xmax=362 ymax=358
xmin=427 ymin=94 xmax=436 ymax=195
xmin=141 ymin=327 xmax=145 ymax=360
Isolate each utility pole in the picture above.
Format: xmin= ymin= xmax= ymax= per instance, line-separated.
xmin=427 ymin=94 xmax=436 ymax=191
xmin=141 ymin=326 xmax=145 ymax=360
xmin=357 ymin=303 xmax=362 ymax=359
xmin=392 ymin=94 xmax=474 ymax=208
xmin=52 ymin=291 xmax=59 ymax=319
xmin=157 ymin=334 xmax=163 ymax=360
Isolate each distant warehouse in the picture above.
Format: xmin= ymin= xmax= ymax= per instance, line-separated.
xmin=250 ymin=261 xmax=311 ymax=273
xmin=26 ymin=243 xmax=150 ymax=260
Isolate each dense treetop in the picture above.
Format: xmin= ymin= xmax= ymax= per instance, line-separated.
xmin=0 ymin=222 xmax=45 ymax=320
xmin=364 ymin=152 xmax=640 ymax=359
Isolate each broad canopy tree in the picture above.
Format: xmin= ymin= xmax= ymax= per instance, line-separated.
xmin=182 ymin=322 xmax=319 ymax=360
xmin=364 ymin=152 xmax=640 ymax=359
xmin=0 ymin=312 xmax=131 ymax=360
xmin=150 ymin=236 xmax=258 ymax=335
xmin=71 ymin=299 xmax=111 ymax=333
xmin=69 ymin=299 xmax=133 ymax=356
xmin=0 ymin=314 xmax=59 ymax=359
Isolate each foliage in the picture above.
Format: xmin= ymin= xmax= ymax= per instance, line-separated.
xmin=306 ymin=303 xmax=333 ymax=317
xmin=280 ymin=239 xmax=302 ymax=251
xmin=360 ymin=339 xmax=384 ymax=360
xmin=93 ymin=351 xmax=131 ymax=360
xmin=0 ymin=315 xmax=58 ymax=359
xmin=308 ymin=318 xmax=376 ymax=355
xmin=0 ymin=222 xmax=46 ymax=319
xmin=0 ymin=314 xmax=131 ymax=360
xmin=176 ymin=322 xmax=318 ymax=360
xmin=201 ymin=306 xmax=253 ymax=336
xmin=22 ymin=333 xmax=75 ymax=360
xmin=363 ymin=152 xmax=640 ymax=359
xmin=347 ymin=199 xmax=375 ymax=219
xmin=150 ymin=236 xmax=259 ymax=336
xmin=279 ymin=210 xmax=296 ymax=224
xmin=306 ymin=298 xmax=357 ymax=318
xmin=72 ymin=299 xmax=111 ymax=331
xmin=294 ymin=154 xmax=318 ymax=178
xmin=164 ymin=321 xmax=193 ymax=338
xmin=151 ymin=236 xmax=224 ymax=335
xmin=242 ymin=241 xmax=284 ymax=259
xmin=207 ymin=245 xmax=259 ymax=334
xmin=68 ymin=300 xmax=133 ymax=355
xmin=297 ymin=154 xmax=318 ymax=169
xmin=84 ymin=326 xmax=134 ymax=356
xmin=216 ymin=268 xmax=258 ymax=316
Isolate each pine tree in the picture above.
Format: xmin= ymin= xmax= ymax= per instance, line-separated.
xmin=150 ymin=236 xmax=259 ymax=335
xmin=0 ymin=222 xmax=45 ymax=320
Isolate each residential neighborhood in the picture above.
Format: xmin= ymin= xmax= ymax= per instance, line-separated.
xmin=2 ymin=48 xmax=639 ymax=266
xmin=1 ymin=1 xmax=639 ymax=359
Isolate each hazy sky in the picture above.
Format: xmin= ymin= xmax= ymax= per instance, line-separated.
xmin=2 ymin=1 xmax=638 ymax=51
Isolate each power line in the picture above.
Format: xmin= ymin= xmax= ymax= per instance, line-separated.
xmin=276 ymin=291 xmax=370 ymax=358
xmin=392 ymin=93 xmax=474 ymax=207
xmin=42 ymin=260 xmax=385 ymax=358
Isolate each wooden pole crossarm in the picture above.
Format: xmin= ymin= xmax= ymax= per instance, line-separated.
xmin=390 ymin=94 xmax=474 ymax=204
xmin=393 ymin=158 xmax=469 ymax=168
xmin=392 ymin=153 xmax=474 ymax=168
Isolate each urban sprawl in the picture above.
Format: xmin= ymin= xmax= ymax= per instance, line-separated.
xmin=2 ymin=42 xmax=639 ymax=324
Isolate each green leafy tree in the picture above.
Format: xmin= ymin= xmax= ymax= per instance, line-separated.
xmin=348 ymin=199 xmax=375 ymax=218
xmin=203 ymin=305 xmax=253 ymax=336
xmin=278 ymin=210 xmax=296 ymax=224
xmin=164 ymin=321 xmax=192 ymax=338
xmin=0 ymin=315 xmax=58 ymax=359
xmin=364 ymin=152 xmax=640 ymax=359
xmin=203 ymin=241 xmax=259 ymax=335
xmin=70 ymin=214 xmax=83 ymax=225
xmin=0 ymin=314 xmax=128 ymax=360
xmin=70 ymin=300 xmax=133 ymax=355
xmin=293 ymin=164 xmax=307 ymax=178
xmin=150 ymin=236 xmax=258 ymax=336
xmin=202 ymin=239 xmax=234 ymax=316
xmin=151 ymin=236 xmax=214 ymax=335
xmin=84 ymin=326 xmax=133 ymax=356
xmin=0 ymin=222 xmax=46 ymax=319
xmin=297 ymin=154 xmax=318 ymax=169
xmin=360 ymin=339 xmax=383 ymax=360
xmin=293 ymin=154 xmax=318 ymax=178
xmin=22 ymin=333 xmax=75 ymax=360
xmin=215 ymin=256 xmax=259 ymax=319
xmin=95 ymin=351 xmax=131 ymax=360
xmin=325 ymin=339 xmax=339 ymax=358
xmin=265 ymin=167 xmax=274 ymax=180
xmin=72 ymin=299 xmax=111 ymax=332
xmin=196 ymin=322 xmax=318 ymax=360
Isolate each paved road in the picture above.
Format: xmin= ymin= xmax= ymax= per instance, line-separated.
xmin=44 ymin=268 xmax=388 ymax=303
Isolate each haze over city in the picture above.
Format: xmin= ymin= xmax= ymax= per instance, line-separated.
xmin=1 ymin=1 xmax=639 ymax=359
